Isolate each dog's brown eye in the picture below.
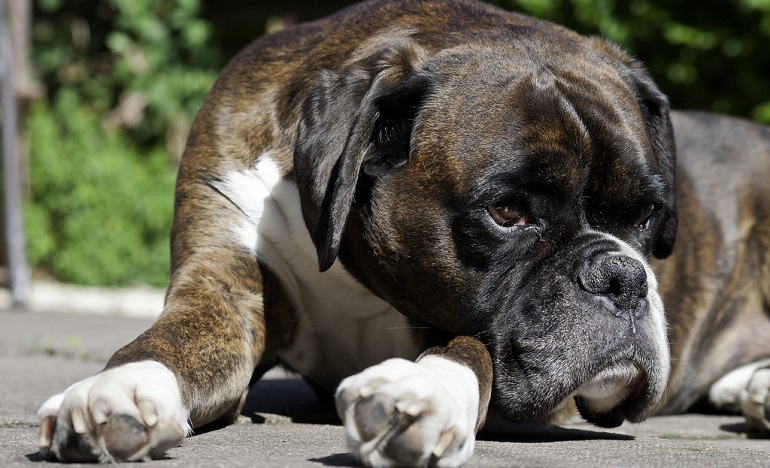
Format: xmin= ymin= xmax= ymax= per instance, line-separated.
xmin=487 ymin=202 xmax=532 ymax=227
xmin=633 ymin=204 xmax=656 ymax=229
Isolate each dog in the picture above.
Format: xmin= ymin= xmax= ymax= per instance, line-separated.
xmin=656 ymin=110 xmax=770 ymax=423
xmin=36 ymin=0 xmax=770 ymax=466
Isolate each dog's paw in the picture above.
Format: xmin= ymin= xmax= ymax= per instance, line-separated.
xmin=335 ymin=357 xmax=478 ymax=468
xmin=740 ymin=365 xmax=770 ymax=433
xmin=709 ymin=360 xmax=770 ymax=433
xmin=37 ymin=361 xmax=189 ymax=462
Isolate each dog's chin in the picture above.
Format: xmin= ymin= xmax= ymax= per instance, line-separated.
xmin=572 ymin=361 xmax=654 ymax=428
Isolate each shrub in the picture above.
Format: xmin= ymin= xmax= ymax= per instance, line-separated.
xmin=26 ymin=0 xmax=219 ymax=286
xmin=496 ymin=0 xmax=770 ymax=123
xmin=25 ymin=90 xmax=176 ymax=286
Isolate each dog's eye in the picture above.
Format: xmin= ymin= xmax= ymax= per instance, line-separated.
xmin=487 ymin=202 xmax=533 ymax=228
xmin=633 ymin=203 xmax=656 ymax=230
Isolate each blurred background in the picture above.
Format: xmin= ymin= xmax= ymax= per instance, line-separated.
xmin=2 ymin=0 xmax=770 ymax=292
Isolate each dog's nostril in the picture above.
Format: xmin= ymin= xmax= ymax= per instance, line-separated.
xmin=607 ymin=277 xmax=622 ymax=297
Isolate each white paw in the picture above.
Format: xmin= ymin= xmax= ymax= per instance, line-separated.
xmin=740 ymin=366 xmax=770 ymax=432
xmin=335 ymin=357 xmax=478 ymax=468
xmin=37 ymin=361 xmax=190 ymax=462
xmin=709 ymin=359 xmax=770 ymax=433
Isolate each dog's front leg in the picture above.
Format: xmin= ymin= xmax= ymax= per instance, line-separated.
xmin=37 ymin=175 xmax=272 ymax=462
xmin=37 ymin=249 xmax=268 ymax=462
xmin=336 ymin=336 xmax=493 ymax=468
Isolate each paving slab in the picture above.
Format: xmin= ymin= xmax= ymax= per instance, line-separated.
xmin=2 ymin=309 xmax=769 ymax=467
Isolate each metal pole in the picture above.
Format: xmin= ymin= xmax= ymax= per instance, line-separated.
xmin=0 ymin=2 xmax=30 ymax=307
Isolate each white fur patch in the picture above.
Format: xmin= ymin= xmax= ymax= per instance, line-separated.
xmin=710 ymin=360 xmax=770 ymax=410
xmin=603 ymin=233 xmax=671 ymax=370
xmin=211 ymin=155 xmax=419 ymax=389
xmin=741 ymin=364 xmax=770 ymax=432
xmin=710 ymin=358 xmax=770 ymax=422
xmin=574 ymin=361 xmax=646 ymax=414
xmin=38 ymin=361 xmax=189 ymax=462
xmin=602 ymin=232 xmax=670 ymax=374
xmin=336 ymin=356 xmax=478 ymax=467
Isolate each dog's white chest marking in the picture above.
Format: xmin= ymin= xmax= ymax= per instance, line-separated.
xmin=211 ymin=154 xmax=420 ymax=389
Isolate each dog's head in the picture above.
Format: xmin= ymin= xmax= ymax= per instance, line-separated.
xmin=294 ymin=28 xmax=675 ymax=426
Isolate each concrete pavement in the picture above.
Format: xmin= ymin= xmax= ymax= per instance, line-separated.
xmin=2 ymin=308 xmax=770 ymax=467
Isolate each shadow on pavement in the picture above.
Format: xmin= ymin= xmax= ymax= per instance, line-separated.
xmin=24 ymin=452 xmax=46 ymax=463
xmin=480 ymin=419 xmax=634 ymax=442
xmin=239 ymin=377 xmax=635 ymax=443
xmin=720 ymin=421 xmax=769 ymax=439
xmin=309 ymin=453 xmax=362 ymax=467
xmin=242 ymin=377 xmax=340 ymax=425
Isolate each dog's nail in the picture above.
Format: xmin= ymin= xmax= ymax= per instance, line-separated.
xmin=71 ymin=408 xmax=88 ymax=434
xmin=395 ymin=400 xmax=426 ymax=416
xmin=92 ymin=400 xmax=109 ymax=425
xmin=139 ymin=401 xmax=158 ymax=427
xmin=750 ymin=389 xmax=768 ymax=405
xmin=433 ymin=429 xmax=456 ymax=458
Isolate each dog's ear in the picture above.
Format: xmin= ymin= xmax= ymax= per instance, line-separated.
xmin=631 ymin=70 xmax=677 ymax=259
xmin=590 ymin=39 xmax=678 ymax=259
xmin=295 ymin=41 xmax=429 ymax=271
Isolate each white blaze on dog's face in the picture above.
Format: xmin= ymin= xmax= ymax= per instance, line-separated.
xmin=296 ymin=34 xmax=676 ymax=426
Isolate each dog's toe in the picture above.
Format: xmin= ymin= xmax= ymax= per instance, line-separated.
xmin=353 ymin=393 xmax=398 ymax=442
xmin=102 ymin=414 xmax=151 ymax=460
xmin=740 ymin=366 xmax=770 ymax=433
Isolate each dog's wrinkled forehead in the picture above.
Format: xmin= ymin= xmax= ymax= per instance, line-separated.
xmin=413 ymin=49 xmax=660 ymax=204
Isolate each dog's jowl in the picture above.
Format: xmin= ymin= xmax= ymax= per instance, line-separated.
xmin=37 ymin=0 xmax=770 ymax=466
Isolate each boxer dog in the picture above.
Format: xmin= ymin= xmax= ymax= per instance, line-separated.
xmin=656 ymin=111 xmax=770 ymax=425
xmin=36 ymin=0 xmax=770 ymax=466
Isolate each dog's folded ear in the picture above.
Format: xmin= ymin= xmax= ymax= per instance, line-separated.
xmin=295 ymin=40 xmax=430 ymax=272
xmin=590 ymin=39 xmax=678 ymax=259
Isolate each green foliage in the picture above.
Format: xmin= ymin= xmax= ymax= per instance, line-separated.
xmin=26 ymin=0 xmax=220 ymax=286
xmin=25 ymin=92 xmax=176 ymax=286
xmin=494 ymin=0 xmax=770 ymax=123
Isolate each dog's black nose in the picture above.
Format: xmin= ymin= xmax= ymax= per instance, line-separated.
xmin=578 ymin=254 xmax=647 ymax=312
